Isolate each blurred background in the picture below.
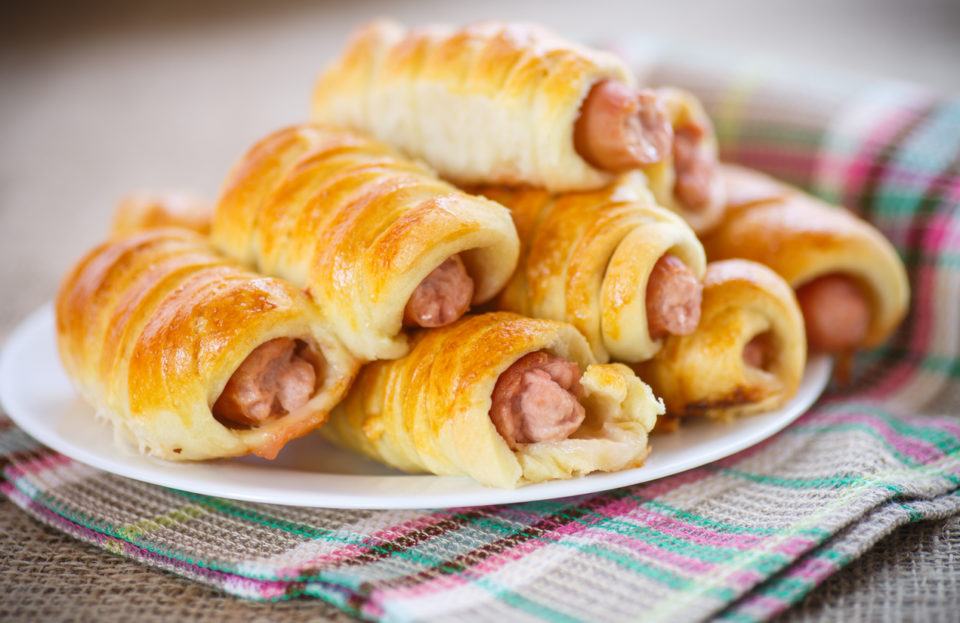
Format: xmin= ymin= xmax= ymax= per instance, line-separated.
xmin=1 ymin=0 xmax=959 ymax=338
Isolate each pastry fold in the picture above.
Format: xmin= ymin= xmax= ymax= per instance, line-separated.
xmin=311 ymin=19 xmax=635 ymax=192
xmin=480 ymin=177 xmax=706 ymax=363
xmin=55 ymin=228 xmax=359 ymax=460
xmin=635 ymin=260 xmax=807 ymax=421
xmin=211 ymin=123 xmax=519 ymax=361
xmin=641 ymin=88 xmax=725 ymax=235
xmin=322 ymin=312 xmax=663 ymax=488
xmin=703 ymin=165 xmax=910 ymax=350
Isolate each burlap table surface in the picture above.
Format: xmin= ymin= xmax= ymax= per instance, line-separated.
xmin=3 ymin=4 xmax=960 ymax=622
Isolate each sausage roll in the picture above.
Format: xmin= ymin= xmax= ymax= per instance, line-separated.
xmin=634 ymin=260 xmax=807 ymax=424
xmin=211 ymin=123 xmax=520 ymax=361
xmin=703 ymin=165 xmax=910 ymax=355
xmin=479 ymin=177 xmax=706 ymax=364
xmin=55 ymin=228 xmax=359 ymax=460
xmin=641 ymin=88 xmax=725 ymax=235
xmin=110 ymin=190 xmax=212 ymax=238
xmin=311 ymin=19 xmax=673 ymax=192
xmin=322 ymin=312 xmax=664 ymax=488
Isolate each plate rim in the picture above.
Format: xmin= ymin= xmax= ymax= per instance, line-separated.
xmin=0 ymin=303 xmax=831 ymax=509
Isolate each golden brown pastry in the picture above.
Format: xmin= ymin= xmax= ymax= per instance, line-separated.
xmin=479 ymin=176 xmax=706 ymax=364
xmin=55 ymin=228 xmax=359 ymax=460
xmin=634 ymin=260 xmax=807 ymax=423
xmin=210 ymin=123 xmax=520 ymax=361
xmin=640 ymin=88 xmax=725 ymax=235
xmin=322 ymin=312 xmax=663 ymax=488
xmin=311 ymin=19 xmax=673 ymax=192
xmin=703 ymin=165 xmax=910 ymax=356
xmin=110 ymin=191 xmax=212 ymax=238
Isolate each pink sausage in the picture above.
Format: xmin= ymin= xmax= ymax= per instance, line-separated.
xmin=489 ymin=351 xmax=586 ymax=449
xmin=646 ymin=254 xmax=703 ymax=340
xmin=673 ymin=122 xmax=717 ymax=212
xmin=574 ymin=80 xmax=673 ymax=173
xmin=795 ymin=274 xmax=871 ymax=352
xmin=743 ymin=333 xmax=774 ymax=370
xmin=402 ymin=254 xmax=475 ymax=328
xmin=212 ymin=338 xmax=317 ymax=427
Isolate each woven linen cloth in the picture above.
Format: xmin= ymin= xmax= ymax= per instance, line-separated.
xmin=2 ymin=45 xmax=960 ymax=623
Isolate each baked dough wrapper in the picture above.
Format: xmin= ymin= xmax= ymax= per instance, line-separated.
xmin=322 ymin=312 xmax=664 ymax=488
xmin=480 ymin=177 xmax=706 ymax=364
xmin=635 ymin=259 xmax=807 ymax=422
xmin=211 ymin=123 xmax=520 ymax=361
xmin=55 ymin=228 xmax=359 ymax=460
xmin=641 ymin=87 xmax=726 ymax=235
xmin=311 ymin=19 xmax=635 ymax=192
xmin=110 ymin=191 xmax=212 ymax=238
xmin=703 ymin=165 xmax=910 ymax=350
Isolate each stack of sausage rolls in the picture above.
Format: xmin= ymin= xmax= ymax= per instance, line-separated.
xmin=54 ymin=19 xmax=909 ymax=487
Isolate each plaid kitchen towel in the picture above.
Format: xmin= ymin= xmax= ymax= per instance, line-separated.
xmin=2 ymin=43 xmax=960 ymax=623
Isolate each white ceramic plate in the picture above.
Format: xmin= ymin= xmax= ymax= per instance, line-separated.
xmin=0 ymin=304 xmax=831 ymax=509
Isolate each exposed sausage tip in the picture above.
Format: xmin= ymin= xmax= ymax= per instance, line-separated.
xmin=403 ymin=254 xmax=475 ymax=328
xmin=574 ymin=81 xmax=673 ymax=173
xmin=743 ymin=332 xmax=774 ymax=370
xmin=490 ymin=351 xmax=586 ymax=449
xmin=673 ymin=123 xmax=718 ymax=212
xmin=795 ymin=274 xmax=870 ymax=352
xmin=646 ymin=254 xmax=703 ymax=340
xmin=213 ymin=338 xmax=318 ymax=427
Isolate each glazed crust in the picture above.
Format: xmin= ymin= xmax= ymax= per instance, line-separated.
xmin=641 ymin=88 xmax=725 ymax=235
xmin=480 ymin=176 xmax=706 ymax=363
xmin=55 ymin=228 xmax=359 ymax=460
xmin=311 ymin=19 xmax=635 ymax=192
xmin=634 ymin=259 xmax=807 ymax=420
xmin=210 ymin=123 xmax=519 ymax=361
xmin=322 ymin=312 xmax=663 ymax=488
xmin=703 ymin=164 xmax=910 ymax=350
